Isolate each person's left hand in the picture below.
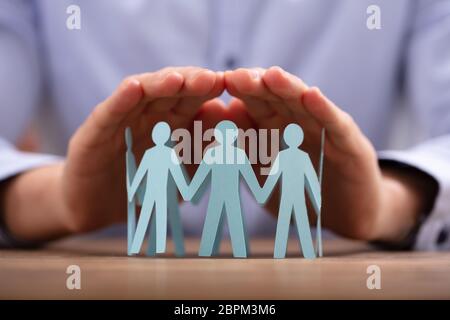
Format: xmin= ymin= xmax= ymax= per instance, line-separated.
xmin=224 ymin=67 xmax=431 ymax=242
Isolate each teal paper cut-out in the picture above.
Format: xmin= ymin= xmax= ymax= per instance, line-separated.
xmin=185 ymin=120 xmax=261 ymax=258
xmin=316 ymin=128 xmax=325 ymax=257
xmin=125 ymin=128 xmax=146 ymax=255
xmin=145 ymin=172 xmax=186 ymax=257
xmin=146 ymin=139 xmax=186 ymax=257
xmin=256 ymin=124 xmax=322 ymax=259
xmin=126 ymin=122 xmax=190 ymax=256
xmin=126 ymin=121 xmax=324 ymax=260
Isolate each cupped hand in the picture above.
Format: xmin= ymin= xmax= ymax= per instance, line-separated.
xmin=63 ymin=67 xmax=228 ymax=232
xmin=225 ymin=67 xmax=402 ymax=241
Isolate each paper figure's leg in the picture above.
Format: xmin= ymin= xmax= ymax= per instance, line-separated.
xmin=155 ymin=197 xmax=168 ymax=254
xmin=293 ymin=201 xmax=316 ymax=260
xmin=168 ymin=197 xmax=185 ymax=257
xmin=225 ymin=198 xmax=248 ymax=258
xmin=212 ymin=207 xmax=225 ymax=256
xmin=274 ymin=202 xmax=293 ymax=259
xmin=243 ymin=205 xmax=251 ymax=256
xmin=127 ymin=200 xmax=136 ymax=256
xmin=130 ymin=197 xmax=155 ymax=254
xmin=146 ymin=212 xmax=156 ymax=256
xmin=199 ymin=196 xmax=224 ymax=257
xmin=167 ymin=175 xmax=185 ymax=257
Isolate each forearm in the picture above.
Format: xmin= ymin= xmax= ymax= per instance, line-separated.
xmin=0 ymin=163 xmax=72 ymax=243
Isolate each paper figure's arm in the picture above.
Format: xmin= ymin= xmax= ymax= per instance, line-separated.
xmin=128 ymin=153 xmax=149 ymax=202
xmin=240 ymin=152 xmax=264 ymax=203
xmin=304 ymin=155 xmax=321 ymax=215
xmin=169 ymin=150 xmax=191 ymax=201
xmin=126 ymin=153 xmax=146 ymax=205
xmin=137 ymin=180 xmax=146 ymax=205
xmin=259 ymin=155 xmax=281 ymax=204
xmin=186 ymin=160 xmax=210 ymax=201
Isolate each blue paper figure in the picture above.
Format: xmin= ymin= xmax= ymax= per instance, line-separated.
xmin=186 ymin=120 xmax=261 ymax=258
xmin=127 ymin=122 xmax=190 ymax=255
xmin=145 ymin=138 xmax=187 ymax=257
xmin=316 ymin=128 xmax=325 ymax=257
xmin=257 ymin=123 xmax=322 ymax=259
xmin=125 ymin=128 xmax=145 ymax=255
xmin=145 ymin=166 xmax=186 ymax=257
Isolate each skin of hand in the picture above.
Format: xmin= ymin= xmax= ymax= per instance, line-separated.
xmin=0 ymin=67 xmax=254 ymax=242
xmin=224 ymin=66 xmax=437 ymax=243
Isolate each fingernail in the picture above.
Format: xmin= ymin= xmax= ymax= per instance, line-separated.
xmin=250 ymin=69 xmax=260 ymax=80
xmin=129 ymin=78 xmax=140 ymax=87
xmin=272 ymin=66 xmax=284 ymax=74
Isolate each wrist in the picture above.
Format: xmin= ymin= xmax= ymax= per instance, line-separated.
xmin=376 ymin=166 xmax=438 ymax=243
xmin=2 ymin=163 xmax=72 ymax=242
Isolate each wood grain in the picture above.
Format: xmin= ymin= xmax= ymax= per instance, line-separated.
xmin=1 ymin=238 xmax=449 ymax=299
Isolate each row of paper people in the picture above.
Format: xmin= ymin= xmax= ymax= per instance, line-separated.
xmin=125 ymin=120 xmax=323 ymax=259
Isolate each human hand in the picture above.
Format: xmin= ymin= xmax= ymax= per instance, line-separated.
xmin=225 ymin=67 xmax=434 ymax=242
xmin=63 ymin=67 xmax=226 ymax=232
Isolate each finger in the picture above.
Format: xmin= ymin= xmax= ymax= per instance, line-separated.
xmin=132 ymin=69 xmax=224 ymax=140
xmin=224 ymin=98 xmax=253 ymax=130
xmin=137 ymin=70 xmax=184 ymax=100
xmin=228 ymin=98 xmax=286 ymax=130
xmin=225 ymin=68 xmax=276 ymax=119
xmin=150 ymin=68 xmax=223 ymax=115
xmin=178 ymin=68 xmax=219 ymax=96
xmin=262 ymin=66 xmax=309 ymax=115
xmin=81 ymin=77 xmax=143 ymax=144
xmin=302 ymin=87 xmax=362 ymax=151
xmin=172 ymin=70 xmax=225 ymax=117
xmin=195 ymin=98 xmax=228 ymax=129
xmin=154 ymin=66 xmax=217 ymax=97
xmin=226 ymin=68 xmax=279 ymax=101
xmin=263 ymin=66 xmax=308 ymax=100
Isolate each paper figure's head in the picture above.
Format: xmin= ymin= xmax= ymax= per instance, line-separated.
xmin=214 ymin=120 xmax=238 ymax=145
xmin=152 ymin=121 xmax=171 ymax=146
xmin=284 ymin=123 xmax=304 ymax=147
xmin=125 ymin=127 xmax=133 ymax=149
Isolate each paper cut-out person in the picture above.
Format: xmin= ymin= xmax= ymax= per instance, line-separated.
xmin=186 ymin=120 xmax=261 ymax=258
xmin=127 ymin=122 xmax=190 ymax=255
xmin=146 ymin=140 xmax=187 ymax=257
xmin=257 ymin=123 xmax=321 ymax=259
xmin=125 ymin=128 xmax=145 ymax=255
xmin=145 ymin=165 xmax=186 ymax=257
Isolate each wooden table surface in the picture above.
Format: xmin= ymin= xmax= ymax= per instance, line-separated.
xmin=1 ymin=237 xmax=449 ymax=299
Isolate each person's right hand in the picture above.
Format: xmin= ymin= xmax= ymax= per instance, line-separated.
xmin=0 ymin=67 xmax=233 ymax=242
xmin=224 ymin=67 xmax=435 ymax=243
xmin=62 ymin=67 xmax=229 ymax=233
